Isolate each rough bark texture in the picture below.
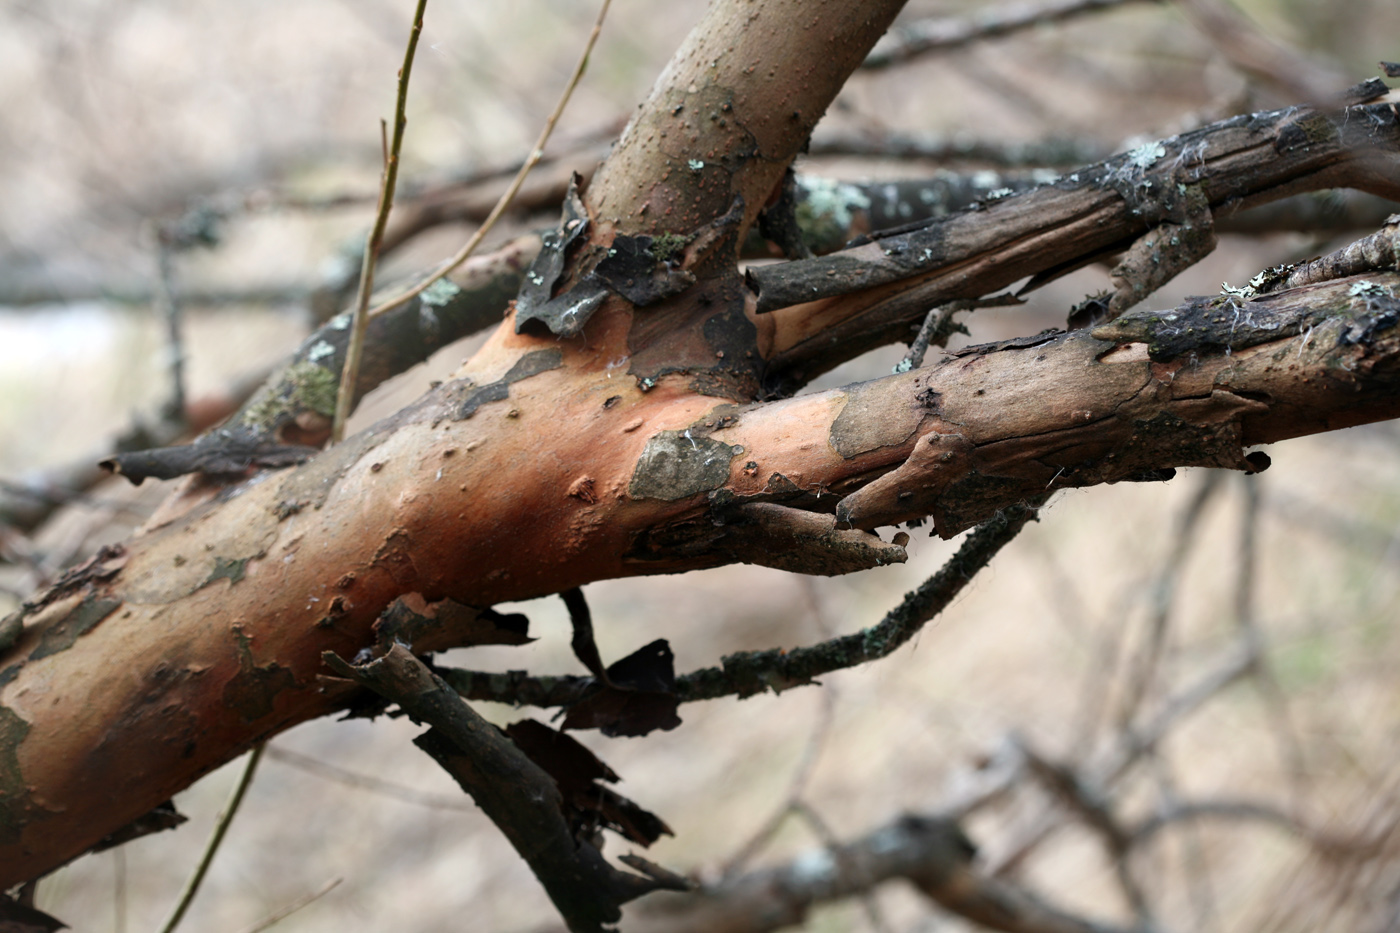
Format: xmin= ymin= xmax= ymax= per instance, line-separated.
xmin=1 ymin=0 xmax=1399 ymax=890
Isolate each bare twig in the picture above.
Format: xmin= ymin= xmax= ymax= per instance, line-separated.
xmin=1115 ymin=472 xmax=1224 ymax=729
xmin=620 ymin=812 xmax=1133 ymax=933
xmin=363 ymin=0 xmax=612 ymax=320
xmin=155 ymin=743 xmax=265 ymax=933
xmin=863 ymin=0 xmax=1149 ymax=69
xmin=1231 ymin=476 xmax=1309 ymax=810
xmin=331 ymin=0 xmax=429 ymax=444
xmin=151 ymin=236 xmax=187 ymax=426
xmin=233 ymin=877 xmax=342 ymax=933
xmin=438 ymin=501 xmax=1043 ymax=708
xmin=894 ymin=293 xmax=1020 ymax=373
xmin=262 ymin=745 xmax=474 ymax=811
xmin=719 ymin=685 xmax=836 ymax=879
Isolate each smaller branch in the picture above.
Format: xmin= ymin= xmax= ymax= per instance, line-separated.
xmin=1018 ymin=741 xmax=1152 ymax=925
xmin=1263 ymin=217 xmax=1400 ymax=293
xmin=1231 ymin=476 xmax=1309 ymax=808
xmin=332 ymin=0 xmax=428 ymax=443
xmin=862 ymin=0 xmax=1149 ymax=69
xmin=561 ymin=587 xmax=608 ymax=682
xmin=1128 ymin=798 xmax=1370 ymax=855
xmin=719 ymin=684 xmax=836 ymax=879
xmin=323 ymin=645 xmax=685 ymax=933
xmin=620 ymin=813 xmax=1132 ymax=933
xmin=807 ymin=131 xmax=1108 ymax=166
xmin=1114 ymin=472 xmax=1224 ymax=729
xmin=156 ymin=744 xmax=265 ymax=933
xmin=439 ymin=501 xmax=1040 ymax=709
xmin=363 ymin=0 xmax=611 ymax=320
xmin=894 ymin=294 xmax=1018 ymax=373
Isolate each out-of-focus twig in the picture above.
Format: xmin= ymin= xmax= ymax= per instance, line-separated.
xmin=156 ymin=744 xmax=265 ymax=933
xmin=1115 ymin=472 xmax=1224 ymax=729
xmin=262 ymin=745 xmax=474 ymax=812
xmin=863 ymin=0 xmax=1150 ymax=69
xmin=1173 ymin=0 xmax=1352 ymax=104
xmin=615 ymin=812 xmax=1133 ymax=933
xmin=232 ymin=877 xmax=342 ymax=933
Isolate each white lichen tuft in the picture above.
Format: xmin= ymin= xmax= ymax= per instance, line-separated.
xmin=306 ymin=340 xmax=336 ymax=363
xmin=1350 ymin=280 xmax=1393 ymax=298
xmin=796 ymin=176 xmax=872 ymax=231
xmin=1127 ymin=142 xmax=1167 ymax=171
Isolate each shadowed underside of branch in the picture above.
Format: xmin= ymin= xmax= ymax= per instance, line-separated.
xmin=1 ymin=0 xmax=1399 ymax=910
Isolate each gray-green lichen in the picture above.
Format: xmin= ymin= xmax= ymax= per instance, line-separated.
xmin=420 ymin=278 xmax=462 ymax=307
xmin=629 ymin=430 xmax=743 ymax=501
xmin=795 ymin=176 xmax=872 ymax=250
xmin=241 ymin=362 xmax=339 ymax=429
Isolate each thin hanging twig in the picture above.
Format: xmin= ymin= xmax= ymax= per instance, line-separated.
xmin=331 ymin=0 xmax=430 ymax=443
xmin=363 ymin=0 xmax=612 ymax=320
xmin=156 ymin=744 xmax=266 ymax=933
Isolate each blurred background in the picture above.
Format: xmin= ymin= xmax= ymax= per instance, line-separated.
xmin=4 ymin=0 xmax=1400 ymax=930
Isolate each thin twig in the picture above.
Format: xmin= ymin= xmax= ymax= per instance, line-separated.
xmin=263 ymin=745 xmax=474 ymax=811
xmin=438 ymin=500 xmax=1043 ymax=708
xmin=152 ymin=236 xmax=187 ymax=426
xmin=113 ymin=845 xmax=127 ymax=933
xmin=156 ymin=744 xmax=266 ymax=933
xmin=330 ymin=0 xmax=429 ymax=444
xmin=363 ymin=0 xmax=612 ymax=320
xmin=233 ymin=877 xmax=343 ymax=933
xmin=719 ymin=684 xmax=836 ymax=879
xmin=863 ymin=0 xmax=1148 ymax=69
xmin=1114 ymin=471 xmax=1224 ymax=729
xmin=1232 ymin=475 xmax=1309 ymax=810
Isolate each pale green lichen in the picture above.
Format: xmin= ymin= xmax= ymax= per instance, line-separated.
xmin=242 ymin=361 xmax=339 ymax=428
xmin=795 ymin=176 xmax=872 ymax=251
xmin=421 ymin=278 xmax=462 ymax=307
xmin=1350 ymin=280 xmax=1393 ymax=298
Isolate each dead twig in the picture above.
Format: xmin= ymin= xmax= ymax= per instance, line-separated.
xmin=332 ymin=0 xmax=429 ymax=443
xmin=363 ymin=0 xmax=612 ymax=320
xmin=155 ymin=744 xmax=265 ymax=933
xmin=863 ymin=0 xmax=1150 ymax=70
